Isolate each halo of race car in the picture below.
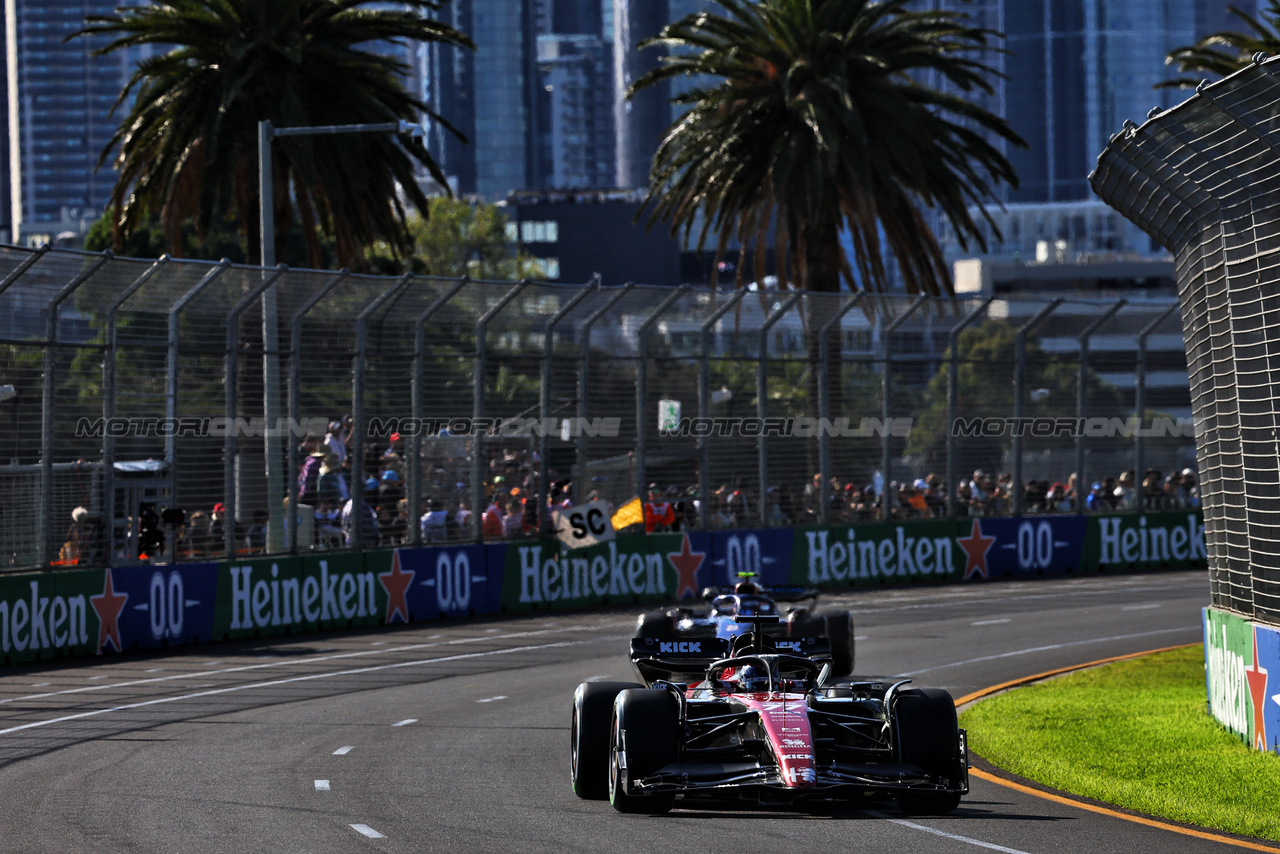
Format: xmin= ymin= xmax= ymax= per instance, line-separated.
xmin=569 ymin=578 xmax=968 ymax=815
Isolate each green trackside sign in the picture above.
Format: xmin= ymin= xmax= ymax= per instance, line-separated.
xmin=1204 ymin=607 xmax=1254 ymax=744
xmin=214 ymin=554 xmax=383 ymax=641
xmin=0 ymin=568 xmax=107 ymax=664
xmin=500 ymin=532 xmax=694 ymax=612
xmin=1083 ymin=511 xmax=1206 ymax=570
xmin=790 ymin=520 xmax=963 ymax=587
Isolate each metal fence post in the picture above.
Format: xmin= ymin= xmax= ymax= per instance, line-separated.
xmin=223 ymin=265 xmax=288 ymax=557
xmin=881 ymin=296 xmax=927 ymax=505
xmin=757 ymin=291 xmax=801 ymax=525
xmin=0 ymin=245 xmax=50 ymax=299
xmin=352 ymin=273 xmax=415 ymax=552
xmin=576 ymin=283 xmax=634 ymax=504
xmin=817 ymin=293 xmax=864 ymax=525
xmin=945 ymin=297 xmax=993 ymax=518
xmin=473 ymin=282 xmax=530 ymax=541
xmin=699 ymin=290 xmax=747 ymax=522
xmin=287 ymin=269 xmax=350 ymax=554
xmin=40 ymin=251 xmax=112 ymax=565
xmin=1075 ymin=301 xmax=1126 ymax=512
xmin=1012 ymin=298 xmax=1063 ymax=516
xmin=635 ymin=286 xmax=690 ymax=505
xmin=1135 ymin=303 xmax=1181 ymax=506
xmin=538 ymin=284 xmax=594 ymax=532
xmin=168 ymin=260 xmax=232 ymax=474
xmin=409 ymin=278 xmax=469 ymax=546
xmin=102 ymin=256 xmax=170 ymax=561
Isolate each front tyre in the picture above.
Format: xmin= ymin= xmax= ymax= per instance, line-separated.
xmin=894 ymin=687 xmax=964 ymax=815
xmin=571 ymin=681 xmax=642 ymax=799
xmin=608 ymin=689 xmax=679 ymax=814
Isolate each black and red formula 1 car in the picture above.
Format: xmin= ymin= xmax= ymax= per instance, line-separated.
xmin=570 ymin=621 xmax=968 ymax=815
xmin=634 ymin=581 xmax=855 ymax=675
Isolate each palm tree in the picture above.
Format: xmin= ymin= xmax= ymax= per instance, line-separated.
xmin=628 ymin=0 xmax=1023 ymax=294
xmin=71 ymin=0 xmax=474 ymax=268
xmin=1161 ymin=2 xmax=1280 ymax=89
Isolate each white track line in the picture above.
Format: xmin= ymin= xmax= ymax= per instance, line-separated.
xmin=314 ymin=780 xmax=329 ymax=791
xmin=350 ymin=824 xmax=385 ymax=839
xmin=392 ymin=719 xmax=417 ymax=727
xmin=1121 ymin=604 xmax=1161 ymax=611
xmin=971 ymin=619 xmax=1010 ymax=626
xmin=476 ymin=696 xmax=506 ymax=703
xmin=867 ymin=811 xmax=1032 ymax=854
xmin=333 ymin=746 xmax=353 ymax=755
xmin=0 ymin=624 xmax=628 ymax=706
xmin=901 ymin=626 xmax=1196 ymax=676
xmin=0 ymin=639 xmax=608 ymax=737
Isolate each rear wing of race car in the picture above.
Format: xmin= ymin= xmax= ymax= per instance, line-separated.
xmin=699 ymin=585 xmax=820 ymax=604
xmin=629 ymin=636 xmax=730 ymax=685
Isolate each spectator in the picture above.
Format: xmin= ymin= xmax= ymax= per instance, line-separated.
xmin=185 ymin=510 xmax=211 ymax=558
xmin=341 ymin=482 xmax=380 ymax=546
xmin=765 ymin=486 xmax=790 ymax=527
xmin=502 ymin=496 xmax=524 ymax=538
xmin=482 ymin=495 xmax=505 ymax=538
xmin=420 ymin=498 xmax=449 ymax=543
xmin=317 ymin=452 xmax=348 ymax=514
xmin=297 ymin=446 xmax=324 ymax=506
xmin=1180 ymin=468 xmax=1199 ymax=507
xmin=61 ymin=506 xmax=105 ymax=565
xmin=1086 ymin=482 xmax=1108 ymax=512
xmin=324 ymin=419 xmax=349 ymax=466
xmin=244 ymin=510 xmax=268 ymax=553
xmin=1113 ymin=471 xmax=1137 ymax=510
xmin=644 ymin=484 xmax=677 ymax=533
xmin=1160 ymin=474 xmax=1185 ymax=509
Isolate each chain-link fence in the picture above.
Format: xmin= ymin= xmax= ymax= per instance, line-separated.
xmin=1092 ymin=54 xmax=1280 ymax=626
xmin=0 ymin=243 xmax=1193 ymax=571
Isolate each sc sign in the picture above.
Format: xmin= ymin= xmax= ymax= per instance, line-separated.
xmin=555 ymin=500 xmax=615 ymax=550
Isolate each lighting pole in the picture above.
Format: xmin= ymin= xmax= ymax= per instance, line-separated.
xmin=257 ymin=118 xmax=425 ymax=551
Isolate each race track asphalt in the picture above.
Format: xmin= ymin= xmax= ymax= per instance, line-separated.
xmin=0 ymin=569 xmax=1249 ymax=853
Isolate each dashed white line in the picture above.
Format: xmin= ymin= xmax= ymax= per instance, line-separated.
xmin=350 ymin=824 xmax=385 ymax=839
xmin=0 ymin=625 xmax=623 ymax=707
xmin=476 ymin=695 xmax=507 ymax=704
xmin=392 ymin=719 xmax=418 ymax=727
xmin=314 ymin=780 xmax=330 ymax=791
xmin=0 ymin=638 xmax=614 ymax=738
xmin=1121 ymin=604 xmax=1161 ymax=611
xmin=333 ymin=746 xmax=354 ymax=755
xmin=145 ymin=669 xmax=163 ymax=673
xmin=854 ymin=635 xmax=869 ymax=641
xmin=868 ymin=811 xmax=1031 ymax=853
xmin=30 ymin=683 xmax=49 ymax=688
xmin=971 ymin=619 xmax=1010 ymax=626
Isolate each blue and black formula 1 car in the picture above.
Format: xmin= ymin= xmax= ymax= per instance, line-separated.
xmin=633 ymin=581 xmax=854 ymax=675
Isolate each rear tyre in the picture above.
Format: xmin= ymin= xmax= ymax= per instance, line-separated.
xmin=894 ymin=687 xmax=963 ymax=815
xmin=634 ymin=610 xmax=673 ymax=640
xmin=608 ymin=689 xmax=679 ymax=813
xmin=819 ymin=609 xmax=854 ymax=676
xmin=571 ymin=681 xmax=642 ymax=799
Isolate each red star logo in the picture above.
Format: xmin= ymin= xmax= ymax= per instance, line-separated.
xmin=378 ymin=550 xmax=415 ymax=625
xmin=1246 ymin=627 xmax=1270 ymax=751
xmin=667 ymin=534 xmax=705 ymax=600
xmin=958 ymin=520 xmax=996 ymax=580
xmin=90 ymin=569 xmax=128 ymax=655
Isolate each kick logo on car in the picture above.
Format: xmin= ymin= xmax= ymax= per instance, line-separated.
xmin=659 ymin=641 xmax=701 ymax=653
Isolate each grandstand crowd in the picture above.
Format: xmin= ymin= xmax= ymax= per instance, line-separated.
xmin=67 ymin=420 xmax=1200 ymax=562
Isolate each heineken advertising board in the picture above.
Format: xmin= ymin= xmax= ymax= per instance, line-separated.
xmin=0 ymin=511 xmax=1205 ymax=666
xmin=1204 ymin=607 xmax=1280 ymax=754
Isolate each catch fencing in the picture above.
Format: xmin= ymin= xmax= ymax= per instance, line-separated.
xmin=0 ymin=243 xmax=1191 ymax=571
xmin=1092 ymin=53 xmax=1280 ymax=627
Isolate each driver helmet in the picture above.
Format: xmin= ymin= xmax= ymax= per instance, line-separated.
xmin=737 ymin=664 xmax=770 ymax=692
xmin=734 ymin=581 xmax=762 ymax=595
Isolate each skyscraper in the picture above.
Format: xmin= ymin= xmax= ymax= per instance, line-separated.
xmin=5 ymin=1 xmax=133 ymax=242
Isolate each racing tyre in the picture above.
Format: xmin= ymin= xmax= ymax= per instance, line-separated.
xmin=608 ymin=689 xmax=679 ymax=814
xmin=571 ymin=681 xmax=642 ymax=800
xmin=819 ymin=609 xmax=854 ymax=676
xmin=893 ymin=687 xmax=963 ymax=815
xmin=634 ymin=610 xmax=673 ymax=640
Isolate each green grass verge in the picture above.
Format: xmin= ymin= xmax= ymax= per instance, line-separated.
xmin=958 ymin=644 xmax=1280 ymax=841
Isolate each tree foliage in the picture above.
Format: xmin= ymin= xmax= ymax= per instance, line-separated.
xmin=628 ymin=0 xmax=1023 ymax=294
xmin=1161 ymin=2 xmax=1280 ymax=88
xmin=70 ymin=0 xmax=474 ymax=269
